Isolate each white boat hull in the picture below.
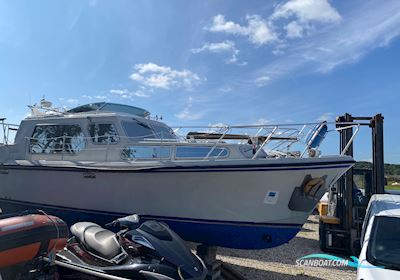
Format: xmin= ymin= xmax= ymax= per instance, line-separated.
xmin=0 ymin=156 xmax=353 ymax=249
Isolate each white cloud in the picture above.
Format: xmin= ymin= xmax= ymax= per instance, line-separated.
xmin=314 ymin=3 xmax=400 ymax=72
xmin=317 ymin=112 xmax=334 ymax=122
xmin=175 ymin=96 xmax=203 ymax=121
xmin=246 ymin=15 xmax=277 ymax=45
xmin=219 ymin=86 xmax=233 ymax=93
xmin=272 ymin=43 xmax=287 ymax=55
xmin=254 ymin=0 xmax=400 ymax=80
xmin=81 ymin=94 xmax=108 ymax=100
xmin=207 ymin=14 xmax=277 ymax=46
xmin=132 ymin=91 xmax=150 ymax=98
xmin=66 ymin=98 xmax=79 ymax=104
xmin=207 ymin=123 xmax=229 ymax=133
xmin=208 ymin=14 xmax=244 ymax=34
xmin=256 ymin=118 xmax=271 ymax=125
xmin=110 ymin=89 xmax=150 ymax=99
xmin=272 ymin=0 xmax=341 ymax=24
xmin=191 ymin=40 xmax=246 ymax=65
xmin=192 ymin=40 xmax=235 ymax=54
xmin=130 ymin=63 xmax=202 ymax=90
xmin=285 ymin=21 xmax=304 ymax=38
xmin=175 ymin=108 xmax=203 ymax=121
xmin=272 ymin=0 xmax=341 ymax=40
xmin=255 ymin=75 xmax=271 ymax=87
xmin=79 ymin=89 xmax=151 ymax=104
xmin=109 ymin=89 xmax=128 ymax=96
xmin=93 ymin=95 xmax=107 ymax=99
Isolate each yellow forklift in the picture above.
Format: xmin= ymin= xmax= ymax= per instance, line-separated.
xmin=319 ymin=114 xmax=385 ymax=255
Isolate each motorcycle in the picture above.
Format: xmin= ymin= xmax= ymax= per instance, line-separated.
xmin=53 ymin=214 xmax=207 ymax=280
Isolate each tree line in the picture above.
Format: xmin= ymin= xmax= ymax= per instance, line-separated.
xmin=355 ymin=161 xmax=400 ymax=182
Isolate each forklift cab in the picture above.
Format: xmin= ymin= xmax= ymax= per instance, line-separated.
xmin=320 ymin=169 xmax=371 ymax=253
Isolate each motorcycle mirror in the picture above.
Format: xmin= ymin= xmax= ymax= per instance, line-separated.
xmin=107 ymin=214 xmax=140 ymax=230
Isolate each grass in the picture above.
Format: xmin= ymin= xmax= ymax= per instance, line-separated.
xmin=386 ymin=183 xmax=400 ymax=191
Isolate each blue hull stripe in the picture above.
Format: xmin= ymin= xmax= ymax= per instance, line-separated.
xmin=0 ymin=199 xmax=302 ymax=249
xmin=0 ymin=199 xmax=302 ymax=228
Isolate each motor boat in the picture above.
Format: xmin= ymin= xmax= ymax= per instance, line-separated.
xmin=0 ymin=99 xmax=355 ymax=249
xmin=55 ymin=214 xmax=207 ymax=280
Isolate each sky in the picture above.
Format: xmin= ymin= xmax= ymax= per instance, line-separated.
xmin=0 ymin=0 xmax=399 ymax=163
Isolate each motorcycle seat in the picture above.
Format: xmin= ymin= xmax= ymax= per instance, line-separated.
xmin=70 ymin=222 xmax=123 ymax=260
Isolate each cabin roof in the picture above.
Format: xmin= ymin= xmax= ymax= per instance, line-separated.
xmin=67 ymin=102 xmax=150 ymax=118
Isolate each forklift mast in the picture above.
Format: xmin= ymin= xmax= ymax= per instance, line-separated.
xmin=319 ymin=113 xmax=385 ymax=255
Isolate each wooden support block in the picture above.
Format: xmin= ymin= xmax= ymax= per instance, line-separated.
xmin=320 ymin=215 xmax=341 ymax=225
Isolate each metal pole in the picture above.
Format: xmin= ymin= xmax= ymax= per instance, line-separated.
xmin=371 ymin=114 xmax=385 ymax=194
xmin=43 ymin=258 xmax=136 ymax=280
xmin=343 ymin=113 xmax=354 ymax=254
xmin=252 ymin=126 xmax=278 ymax=159
xmin=337 ymin=114 xmax=354 ymax=233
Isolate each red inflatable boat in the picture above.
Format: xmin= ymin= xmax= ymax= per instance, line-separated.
xmin=0 ymin=214 xmax=68 ymax=270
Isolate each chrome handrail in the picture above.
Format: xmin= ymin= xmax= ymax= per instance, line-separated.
xmin=0 ymin=120 xmax=19 ymax=145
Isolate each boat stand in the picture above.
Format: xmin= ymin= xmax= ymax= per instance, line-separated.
xmin=196 ymin=244 xmax=247 ymax=280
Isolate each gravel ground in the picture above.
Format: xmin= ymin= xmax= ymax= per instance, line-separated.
xmin=216 ymin=215 xmax=357 ymax=280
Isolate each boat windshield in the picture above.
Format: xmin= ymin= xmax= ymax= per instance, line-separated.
xmin=121 ymin=120 xmax=177 ymax=141
xmin=367 ymin=216 xmax=400 ymax=271
xmin=68 ymin=102 xmax=105 ymax=113
xmin=151 ymin=123 xmax=176 ymax=140
xmin=68 ymin=102 xmax=150 ymax=118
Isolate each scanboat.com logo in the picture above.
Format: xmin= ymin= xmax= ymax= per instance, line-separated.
xmin=296 ymin=254 xmax=379 ymax=269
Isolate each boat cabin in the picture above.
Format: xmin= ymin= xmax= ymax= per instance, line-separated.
xmin=0 ymin=102 xmax=337 ymax=164
xmin=1 ymin=103 xmax=243 ymax=163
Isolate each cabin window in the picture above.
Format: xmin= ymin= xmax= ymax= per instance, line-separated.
xmin=30 ymin=125 xmax=85 ymax=154
xmin=88 ymin=123 xmax=119 ymax=144
xmin=175 ymin=146 xmax=229 ymax=159
xmin=121 ymin=146 xmax=171 ymax=160
xmin=151 ymin=124 xmax=176 ymax=140
xmin=122 ymin=120 xmax=155 ymax=141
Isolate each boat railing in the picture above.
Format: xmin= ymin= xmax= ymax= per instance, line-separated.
xmin=22 ymin=121 xmax=360 ymax=161
xmin=0 ymin=119 xmax=19 ymax=145
xmin=172 ymin=121 xmax=360 ymax=159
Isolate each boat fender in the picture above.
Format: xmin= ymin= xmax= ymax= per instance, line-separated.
xmin=304 ymin=177 xmax=325 ymax=197
xmin=289 ymin=175 xmax=328 ymax=212
xmin=308 ymin=148 xmax=321 ymax=158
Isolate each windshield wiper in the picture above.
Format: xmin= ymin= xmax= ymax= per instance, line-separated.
xmin=371 ymin=259 xmax=400 ymax=271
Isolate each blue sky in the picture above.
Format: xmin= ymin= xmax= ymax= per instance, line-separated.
xmin=0 ymin=0 xmax=399 ymax=163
